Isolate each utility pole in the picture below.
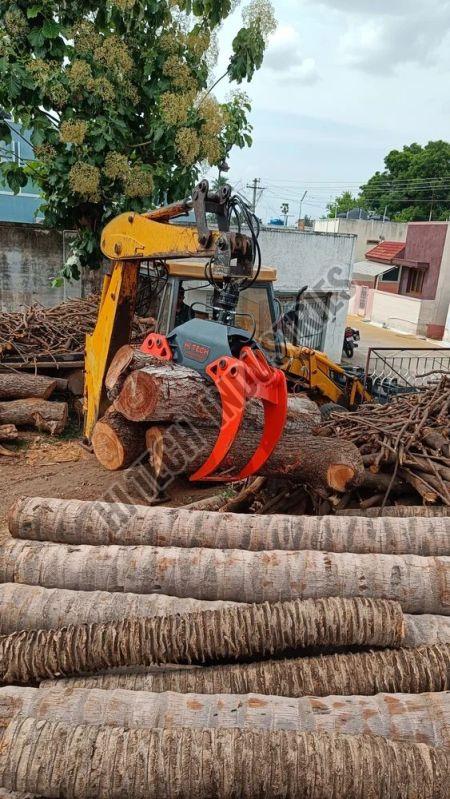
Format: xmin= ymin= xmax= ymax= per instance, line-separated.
xmin=298 ymin=190 xmax=307 ymax=224
xmin=246 ymin=177 xmax=266 ymax=213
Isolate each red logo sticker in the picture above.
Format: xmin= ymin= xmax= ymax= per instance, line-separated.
xmin=183 ymin=341 xmax=210 ymax=363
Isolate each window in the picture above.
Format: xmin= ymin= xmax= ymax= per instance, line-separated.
xmin=379 ymin=267 xmax=400 ymax=282
xmin=406 ymin=268 xmax=425 ymax=295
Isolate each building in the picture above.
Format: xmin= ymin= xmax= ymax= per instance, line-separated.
xmin=315 ymin=218 xmax=408 ymax=263
xmin=257 ymin=226 xmax=355 ymax=362
xmin=0 ymin=118 xmax=42 ymax=223
xmin=349 ymin=222 xmax=450 ymax=340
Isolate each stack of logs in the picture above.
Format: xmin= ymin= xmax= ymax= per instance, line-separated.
xmin=0 ymin=495 xmax=448 ymax=797
xmin=0 ymin=372 xmax=71 ymax=455
xmin=91 ymin=345 xmax=366 ymax=498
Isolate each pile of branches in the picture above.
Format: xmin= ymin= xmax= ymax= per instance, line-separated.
xmin=320 ymin=378 xmax=450 ymax=510
xmin=0 ymin=296 xmax=145 ymax=365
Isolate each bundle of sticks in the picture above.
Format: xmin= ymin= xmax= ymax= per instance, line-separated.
xmin=0 ymin=296 xmax=147 ymax=365
xmin=320 ymin=378 xmax=450 ymax=510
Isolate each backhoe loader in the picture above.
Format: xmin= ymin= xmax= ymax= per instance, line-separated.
xmin=84 ymin=180 xmax=370 ymax=480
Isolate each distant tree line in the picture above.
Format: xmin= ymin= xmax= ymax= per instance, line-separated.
xmin=327 ymin=141 xmax=450 ymax=222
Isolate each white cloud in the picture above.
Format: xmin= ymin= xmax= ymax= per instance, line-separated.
xmin=264 ymin=25 xmax=320 ymax=84
xmin=308 ymin=0 xmax=450 ymax=73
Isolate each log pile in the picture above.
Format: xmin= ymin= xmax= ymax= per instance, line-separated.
xmin=0 ymin=496 xmax=449 ymax=797
xmin=0 ymin=373 xmax=69 ymax=452
xmin=92 ymin=346 xmax=365 ymax=495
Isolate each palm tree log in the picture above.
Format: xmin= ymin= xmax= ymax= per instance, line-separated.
xmin=1 ymin=539 xmax=447 ymax=612
xmin=0 ymin=688 xmax=448 ymax=748
xmin=42 ymin=644 xmax=449 ymax=698
xmin=8 ymin=496 xmax=450 ymax=555
xmin=0 ymin=720 xmax=446 ymax=799
xmin=0 ymin=597 xmax=402 ymax=684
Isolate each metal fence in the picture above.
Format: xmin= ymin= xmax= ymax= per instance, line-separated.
xmin=277 ymin=292 xmax=330 ymax=351
xmin=365 ymin=347 xmax=450 ymax=401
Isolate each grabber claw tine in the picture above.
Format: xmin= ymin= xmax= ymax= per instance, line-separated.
xmin=189 ymin=357 xmax=246 ymax=481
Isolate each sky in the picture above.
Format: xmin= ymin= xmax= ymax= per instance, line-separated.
xmin=212 ymin=0 xmax=450 ymax=222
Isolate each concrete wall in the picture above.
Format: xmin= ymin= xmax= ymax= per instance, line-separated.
xmin=0 ymin=222 xmax=101 ymax=311
xmin=315 ymin=218 xmax=408 ymax=263
xmin=418 ymin=223 xmax=450 ymax=338
xmin=258 ymin=226 xmax=356 ymax=362
xmin=370 ymin=290 xmax=421 ymax=334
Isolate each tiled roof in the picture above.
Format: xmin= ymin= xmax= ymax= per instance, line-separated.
xmin=366 ymin=241 xmax=405 ymax=264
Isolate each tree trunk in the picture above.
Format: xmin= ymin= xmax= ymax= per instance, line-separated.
xmin=0 ymin=427 xmax=17 ymax=442
xmin=91 ymin=411 xmax=147 ymax=471
xmin=0 ymin=721 xmax=446 ymax=799
xmin=114 ymin=360 xmax=321 ymax=433
xmin=0 ymin=374 xmax=56 ymax=401
xmin=0 ymin=584 xmax=447 ymax=648
xmin=0 ymin=399 xmax=67 ymax=435
xmin=337 ymin=506 xmax=450 ymax=518
xmin=8 ymin=496 xmax=450 ymax=556
xmin=67 ymin=369 xmax=84 ymax=397
xmin=105 ymin=345 xmax=160 ymax=401
xmin=0 ymin=597 xmax=403 ymax=684
xmin=42 ymin=643 xmax=449 ymax=698
xmin=0 ymin=688 xmax=447 ymax=749
xmin=0 ymin=583 xmax=240 ymax=634
xmin=403 ymin=614 xmax=450 ymax=647
xmin=145 ymin=425 xmax=364 ymax=491
xmin=0 ymin=539 xmax=446 ymax=612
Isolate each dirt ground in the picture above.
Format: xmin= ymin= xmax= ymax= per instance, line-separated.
xmin=0 ymin=429 xmax=216 ymax=543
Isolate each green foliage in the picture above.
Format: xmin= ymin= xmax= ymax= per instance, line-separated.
xmin=327 ymin=191 xmax=361 ymax=218
xmin=0 ymin=0 xmax=275 ymax=277
xmin=327 ymin=141 xmax=450 ymax=222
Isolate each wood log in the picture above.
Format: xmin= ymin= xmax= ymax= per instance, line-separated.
xmin=8 ymin=496 xmax=450 ymax=556
xmin=0 ymin=722 xmax=446 ymax=799
xmin=52 ymin=376 xmax=68 ymax=392
xmin=114 ymin=359 xmax=321 ymax=433
xmin=337 ymin=506 xmax=450 ymax=517
xmin=0 ymin=687 xmax=447 ymax=748
xmin=0 ymin=597 xmax=402 ymax=684
xmin=0 ymin=539 xmax=447 ymax=613
xmin=145 ymin=425 xmax=364 ymax=492
xmin=403 ymin=614 xmax=450 ymax=647
xmin=0 ymin=427 xmax=17 ymax=442
xmin=0 ymin=584 xmax=240 ymax=634
xmin=0 ymin=399 xmax=67 ymax=435
xmin=43 ymin=644 xmax=449 ymax=698
xmin=66 ymin=368 xmax=84 ymax=397
xmin=0 ymin=374 xmax=56 ymax=401
xmin=91 ymin=410 xmax=147 ymax=471
xmin=105 ymin=345 xmax=160 ymax=400
xmin=183 ymin=491 xmax=235 ymax=510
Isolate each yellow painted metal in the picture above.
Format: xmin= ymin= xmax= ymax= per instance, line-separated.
xmin=83 ymin=260 xmax=139 ymax=441
xmin=101 ymin=213 xmax=222 ymax=261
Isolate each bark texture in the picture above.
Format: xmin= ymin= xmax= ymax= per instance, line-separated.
xmin=0 ymin=597 xmax=402 ymax=684
xmin=145 ymin=425 xmax=364 ymax=491
xmin=91 ymin=411 xmax=147 ymax=471
xmin=1 ymin=539 xmax=447 ymax=612
xmin=403 ymin=614 xmax=450 ymax=647
xmin=0 ymin=689 xmax=448 ymax=747
xmin=0 ymin=584 xmax=239 ymax=634
xmin=43 ymin=644 xmax=449 ymax=698
xmin=8 ymin=496 xmax=450 ymax=555
xmin=0 ymin=374 xmax=56 ymax=401
xmin=0 ymin=720 xmax=447 ymax=799
xmin=338 ymin=506 xmax=450 ymax=518
xmin=0 ymin=399 xmax=67 ymax=434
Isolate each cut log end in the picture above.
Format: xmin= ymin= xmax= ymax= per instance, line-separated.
xmin=327 ymin=464 xmax=356 ymax=492
xmin=105 ymin=345 xmax=135 ymax=392
xmin=92 ymin=411 xmax=146 ymax=471
xmin=115 ymin=370 xmax=158 ymax=421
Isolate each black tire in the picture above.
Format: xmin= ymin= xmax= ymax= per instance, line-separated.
xmin=344 ymin=343 xmax=354 ymax=358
